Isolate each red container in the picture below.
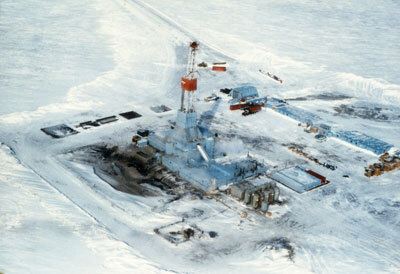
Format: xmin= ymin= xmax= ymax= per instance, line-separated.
xmin=247 ymin=105 xmax=262 ymax=112
xmin=181 ymin=77 xmax=197 ymax=91
xmin=212 ymin=66 xmax=226 ymax=71
xmin=230 ymin=102 xmax=264 ymax=111
xmin=230 ymin=103 xmax=245 ymax=110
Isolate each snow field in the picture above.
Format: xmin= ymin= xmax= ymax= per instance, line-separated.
xmin=0 ymin=0 xmax=399 ymax=273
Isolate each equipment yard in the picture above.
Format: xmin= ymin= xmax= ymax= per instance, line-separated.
xmin=1 ymin=0 xmax=399 ymax=273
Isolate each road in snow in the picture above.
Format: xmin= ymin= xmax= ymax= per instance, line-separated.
xmin=1 ymin=0 xmax=400 ymax=273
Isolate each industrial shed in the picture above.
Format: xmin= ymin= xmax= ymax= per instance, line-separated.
xmin=229 ymin=86 xmax=259 ymax=102
xmin=265 ymin=97 xmax=287 ymax=109
xmin=274 ymin=105 xmax=320 ymax=125
xmin=331 ymin=130 xmax=393 ymax=155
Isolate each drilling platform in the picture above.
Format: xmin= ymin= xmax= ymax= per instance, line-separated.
xmin=148 ymin=42 xmax=267 ymax=191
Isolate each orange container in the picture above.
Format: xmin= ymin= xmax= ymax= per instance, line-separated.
xmin=230 ymin=104 xmax=244 ymax=110
xmin=230 ymin=102 xmax=264 ymax=111
xmin=212 ymin=66 xmax=226 ymax=71
xmin=247 ymin=105 xmax=262 ymax=112
xmin=181 ymin=77 xmax=197 ymax=91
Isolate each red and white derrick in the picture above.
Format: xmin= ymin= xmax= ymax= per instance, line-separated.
xmin=180 ymin=41 xmax=199 ymax=113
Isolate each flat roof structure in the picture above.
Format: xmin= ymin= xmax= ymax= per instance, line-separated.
xmin=270 ymin=166 xmax=324 ymax=193
xmin=331 ymin=130 xmax=393 ymax=155
xmin=274 ymin=105 xmax=320 ymax=125
xmin=229 ymin=86 xmax=258 ymax=99
xmin=41 ymin=124 xmax=79 ymax=138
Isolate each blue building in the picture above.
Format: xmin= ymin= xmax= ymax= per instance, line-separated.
xmin=229 ymin=86 xmax=259 ymax=104
xmin=265 ymin=97 xmax=287 ymax=109
xmin=331 ymin=130 xmax=393 ymax=155
xmin=265 ymin=96 xmax=393 ymax=156
xmin=274 ymin=105 xmax=320 ymax=125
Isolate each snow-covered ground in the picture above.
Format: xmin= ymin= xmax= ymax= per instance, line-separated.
xmin=0 ymin=144 xmax=171 ymax=274
xmin=1 ymin=0 xmax=399 ymax=273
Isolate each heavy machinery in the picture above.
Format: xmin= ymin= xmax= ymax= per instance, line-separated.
xmin=242 ymin=103 xmax=263 ymax=116
xmin=228 ymin=86 xmax=266 ymax=115
xmin=259 ymin=69 xmax=283 ymax=84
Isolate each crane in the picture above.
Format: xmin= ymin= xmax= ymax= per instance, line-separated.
xmin=180 ymin=41 xmax=199 ymax=113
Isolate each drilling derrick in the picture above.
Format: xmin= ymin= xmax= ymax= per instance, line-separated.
xmin=180 ymin=41 xmax=199 ymax=113
xmin=147 ymin=41 xmax=267 ymax=192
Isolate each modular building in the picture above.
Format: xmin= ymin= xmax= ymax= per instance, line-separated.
xmin=265 ymin=96 xmax=393 ymax=156
xmin=274 ymin=105 xmax=320 ymax=125
xmin=265 ymin=97 xmax=287 ymax=109
xmin=330 ymin=130 xmax=393 ymax=155
xmin=229 ymin=86 xmax=259 ymax=103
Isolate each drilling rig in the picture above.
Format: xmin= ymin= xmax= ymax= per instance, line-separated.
xmin=180 ymin=41 xmax=199 ymax=113
xmin=147 ymin=42 xmax=267 ymax=191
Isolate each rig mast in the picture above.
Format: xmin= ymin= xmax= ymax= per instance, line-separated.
xmin=180 ymin=41 xmax=199 ymax=113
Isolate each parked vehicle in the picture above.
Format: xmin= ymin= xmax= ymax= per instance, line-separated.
xmin=204 ymin=94 xmax=220 ymax=102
